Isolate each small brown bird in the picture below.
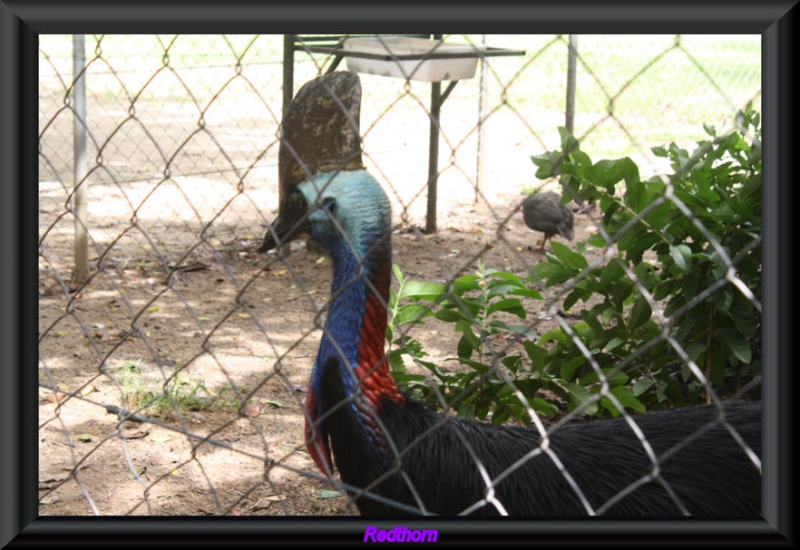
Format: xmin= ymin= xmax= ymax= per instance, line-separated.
xmin=522 ymin=191 xmax=574 ymax=251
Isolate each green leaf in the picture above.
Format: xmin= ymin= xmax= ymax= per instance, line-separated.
xmin=728 ymin=294 xmax=758 ymax=338
xmin=563 ymin=382 xmax=597 ymax=415
xmin=603 ymin=337 xmax=625 ymax=353
xmin=531 ymin=151 xmax=558 ymax=178
xmin=487 ymin=298 xmax=526 ymax=318
xmin=550 ymin=241 xmax=588 ymax=270
xmin=491 ymin=408 xmax=511 ymax=425
xmin=585 ymin=157 xmax=638 ymax=194
xmin=529 ymin=398 xmax=559 ymax=417
xmin=397 ymin=281 xmax=446 ymax=301
xmin=457 ymin=403 xmax=476 ymax=420
xmin=600 ymin=261 xmax=624 ymax=288
xmin=580 ymin=310 xmax=605 ymax=338
xmin=451 ymin=275 xmax=481 ymax=294
xmin=502 ymin=354 xmax=523 ymax=373
xmin=669 ymin=244 xmax=692 ymax=272
xmin=509 ymin=286 xmax=544 ymax=300
xmin=458 ymin=359 xmax=492 ymax=374
xmin=524 ymin=341 xmax=546 ymax=373
xmin=606 ymin=386 xmax=646 ymax=414
xmin=486 ymin=270 xmax=525 ymax=284
xmin=559 ymin=356 xmax=586 ymax=381
xmin=627 ymin=295 xmax=652 ymax=332
xmin=632 ymin=377 xmax=655 ymax=397
xmin=392 ymin=263 xmax=404 ymax=284
xmin=716 ymin=289 xmax=735 ymax=313
xmin=652 ymin=145 xmax=668 ymax=157
xmin=416 ymin=359 xmax=447 ymax=378
xmin=623 ymin=179 xmax=647 ymax=214
xmin=587 ymin=232 xmax=610 ymax=248
xmin=617 ymin=224 xmax=660 ymax=261
xmin=610 ymin=280 xmax=634 ymax=307
xmin=707 ymin=346 xmax=728 ymax=387
xmin=387 ymin=352 xmax=406 ymax=372
xmin=457 ymin=333 xmax=476 ymax=360
xmin=533 ymin=262 xmax=575 ymax=286
xmin=486 ymin=283 xmax=521 ymax=297
xmin=392 ymin=304 xmax=433 ymax=326
xmin=572 ymin=150 xmax=592 ymax=167
xmin=720 ymin=329 xmax=753 ymax=364
xmin=580 ymin=368 xmax=628 ymax=387
xmin=558 ymin=126 xmax=581 ymax=153
xmin=537 ymin=327 xmax=569 ymax=345
xmin=684 ymin=342 xmax=708 ymax=362
xmin=456 ymin=325 xmax=483 ymax=359
xmin=434 ymin=309 xmax=467 ymax=323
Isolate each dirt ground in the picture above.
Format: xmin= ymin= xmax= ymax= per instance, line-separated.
xmin=38 ymin=183 xmax=602 ymax=517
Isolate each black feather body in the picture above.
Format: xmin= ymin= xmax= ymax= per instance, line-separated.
xmin=322 ymin=362 xmax=761 ymax=517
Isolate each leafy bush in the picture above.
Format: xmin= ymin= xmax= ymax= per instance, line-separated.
xmin=388 ymin=262 xmax=563 ymax=424
xmin=388 ymin=107 xmax=761 ymax=422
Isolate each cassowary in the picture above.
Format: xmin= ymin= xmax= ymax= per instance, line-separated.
xmin=261 ymin=170 xmax=761 ymax=517
xmin=522 ymin=191 xmax=574 ymax=251
xmin=260 ymin=72 xmax=760 ymax=517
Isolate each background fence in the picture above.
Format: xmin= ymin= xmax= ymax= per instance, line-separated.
xmin=38 ymin=34 xmax=762 ymax=516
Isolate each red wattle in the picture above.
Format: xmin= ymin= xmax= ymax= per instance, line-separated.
xmin=355 ymin=270 xmax=405 ymax=407
xmin=305 ymin=379 xmax=333 ymax=475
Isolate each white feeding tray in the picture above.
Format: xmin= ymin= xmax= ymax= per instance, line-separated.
xmin=342 ymin=37 xmax=484 ymax=82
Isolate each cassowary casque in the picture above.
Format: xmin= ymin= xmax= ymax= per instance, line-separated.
xmin=261 ymin=72 xmax=762 ymax=517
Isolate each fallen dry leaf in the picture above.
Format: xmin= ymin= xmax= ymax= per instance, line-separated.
xmin=243 ymin=402 xmax=261 ymax=417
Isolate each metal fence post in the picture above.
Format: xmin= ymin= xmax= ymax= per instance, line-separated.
xmin=425 ymin=33 xmax=443 ymax=234
xmin=283 ymin=34 xmax=294 ymax=118
xmin=72 ymin=34 xmax=88 ymax=283
xmin=475 ymin=34 xmax=488 ymax=203
xmin=426 ymin=80 xmax=441 ymax=234
xmin=566 ymin=34 xmax=578 ymax=135
xmin=280 ymin=34 xmax=295 ymax=255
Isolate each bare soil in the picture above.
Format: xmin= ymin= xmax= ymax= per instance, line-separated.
xmin=38 ymin=188 xmax=600 ymax=517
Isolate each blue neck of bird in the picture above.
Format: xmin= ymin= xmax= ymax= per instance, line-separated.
xmin=312 ymin=225 xmax=399 ymax=404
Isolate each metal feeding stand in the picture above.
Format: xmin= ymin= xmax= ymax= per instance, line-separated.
xmin=287 ymin=35 xmax=525 ymax=233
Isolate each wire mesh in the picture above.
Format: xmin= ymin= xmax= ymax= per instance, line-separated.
xmin=38 ymin=33 xmax=762 ymax=516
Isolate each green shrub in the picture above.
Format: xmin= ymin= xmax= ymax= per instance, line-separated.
xmin=388 ymin=107 xmax=761 ymax=422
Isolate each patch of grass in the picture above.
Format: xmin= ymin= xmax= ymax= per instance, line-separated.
xmin=103 ymin=358 xmax=242 ymax=417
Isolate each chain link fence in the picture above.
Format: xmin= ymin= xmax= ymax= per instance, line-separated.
xmin=38 ymin=34 xmax=762 ymax=517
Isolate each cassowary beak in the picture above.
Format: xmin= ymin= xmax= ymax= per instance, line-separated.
xmin=259 ymin=71 xmax=363 ymax=254
xmin=258 ymin=191 xmax=311 ymax=253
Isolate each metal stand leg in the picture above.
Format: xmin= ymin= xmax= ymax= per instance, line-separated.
xmin=425 ymin=80 xmax=459 ymax=234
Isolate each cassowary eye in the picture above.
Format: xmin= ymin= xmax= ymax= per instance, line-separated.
xmin=320 ymin=197 xmax=337 ymax=215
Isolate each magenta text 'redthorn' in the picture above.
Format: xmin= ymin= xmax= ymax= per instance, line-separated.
xmin=363 ymin=526 xmax=438 ymax=543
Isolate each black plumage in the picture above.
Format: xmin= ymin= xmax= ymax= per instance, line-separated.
xmin=522 ymin=191 xmax=574 ymax=250
xmin=324 ymin=353 xmax=761 ymax=516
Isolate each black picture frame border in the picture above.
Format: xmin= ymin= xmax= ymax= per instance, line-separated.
xmin=2 ymin=1 xmax=795 ymax=546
